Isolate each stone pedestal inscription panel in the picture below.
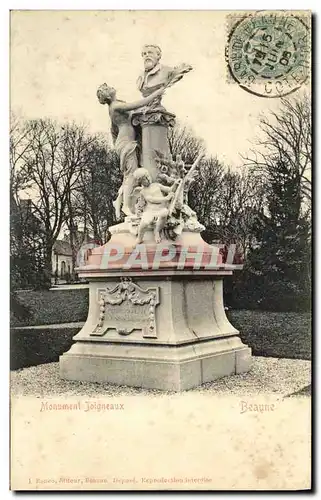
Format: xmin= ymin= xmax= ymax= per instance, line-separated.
xmin=91 ymin=278 xmax=160 ymax=339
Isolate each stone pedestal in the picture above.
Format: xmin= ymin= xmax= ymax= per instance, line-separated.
xmin=132 ymin=108 xmax=176 ymax=181
xmin=60 ymin=228 xmax=251 ymax=391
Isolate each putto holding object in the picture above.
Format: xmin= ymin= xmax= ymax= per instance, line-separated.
xmin=133 ymin=168 xmax=180 ymax=244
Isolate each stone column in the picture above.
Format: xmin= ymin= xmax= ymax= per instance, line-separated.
xmin=132 ymin=109 xmax=176 ymax=181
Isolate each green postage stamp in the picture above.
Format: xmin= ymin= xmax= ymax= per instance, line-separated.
xmin=226 ymin=11 xmax=311 ymax=97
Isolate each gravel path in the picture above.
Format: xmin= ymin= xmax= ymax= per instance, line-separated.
xmin=11 ymin=357 xmax=311 ymax=398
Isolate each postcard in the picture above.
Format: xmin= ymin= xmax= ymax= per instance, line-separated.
xmin=10 ymin=10 xmax=312 ymax=491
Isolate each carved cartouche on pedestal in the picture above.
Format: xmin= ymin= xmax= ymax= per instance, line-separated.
xmin=92 ymin=278 xmax=159 ymax=339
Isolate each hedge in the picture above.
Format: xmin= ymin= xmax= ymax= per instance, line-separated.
xmin=11 ymin=288 xmax=89 ymax=327
xmin=10 ymin=326 xmax=80 ymax=370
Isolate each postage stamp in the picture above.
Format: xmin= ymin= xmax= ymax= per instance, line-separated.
xmin=226 ymin=11 xmax=311 ymax=98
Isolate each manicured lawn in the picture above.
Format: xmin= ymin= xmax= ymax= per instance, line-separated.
xmin=10 ymin=309 xmax=311 ymax=370
xmin=10 ymin=289 xmax=311 ymax=369
xmin=228 ymin=310 xmax=311 ymax=361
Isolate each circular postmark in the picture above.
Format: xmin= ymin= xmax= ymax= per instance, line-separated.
xmin=226 ymin=12 xmax=310 ymax=98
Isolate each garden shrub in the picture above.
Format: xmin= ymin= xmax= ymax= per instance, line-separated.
xmin=10 ymin=288 xmax=89 ymax=327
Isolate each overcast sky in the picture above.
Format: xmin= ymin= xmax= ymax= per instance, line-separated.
xmin=10 ymin=10 xmax=310 ymax=166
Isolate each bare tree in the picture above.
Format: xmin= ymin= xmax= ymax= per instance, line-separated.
xmin=243 ymin=93 xmax=311 ymax=208
xmin=168 ymin=123 xmax=204 ymax=164
xmin=10 ymin=115 xmax=46 ymax=288
xmin=236 ymin=95 xmax=312 ymax=310
xmin=188 ymin=156 xmax=224 ymax=232
xmin=215 ymin=168 xmax=265 ymax=255
xmin=168 ymin=122 xmax=264 ymax=253
xmin=72 ymin=138 xmax=121 ymax=245
xmin=10 ymin=114 xmax=33 ymax=202
xmin=19 ymin=119 xmax=95 ymax=284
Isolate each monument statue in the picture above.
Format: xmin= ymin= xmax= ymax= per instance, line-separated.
xmin=96 ymin=46 xmax=202 ymax=244
xmin=97 ymin=83 xmax=166 ymax=219
xmin=60 ymin=44 xmax=251 ymax=392
xmin=132 ymin=45 xmax=193 ymax=182
xmin=137 ymin=44 xmax=193 ymax=105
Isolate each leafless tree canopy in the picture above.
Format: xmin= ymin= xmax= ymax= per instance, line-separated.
xmin=72 ymin=139 xmax=121 ymax=245
xmin=10 ymin=117 xmax=97 ymax=279
xmin=168 ymin=123 xmax=204 ymax=164
xmin=243 ymin=93 xmax=311 ymax=208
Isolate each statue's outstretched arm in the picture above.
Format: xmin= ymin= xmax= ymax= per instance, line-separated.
xmin=114 ymin=88 xmax=164 ymax=112
xmin=166 ymin=63 xmax=193 ymax=88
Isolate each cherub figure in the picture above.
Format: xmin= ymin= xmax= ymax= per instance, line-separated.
xmin=153 ymin=152 xmax=205 ymax=238
xmin=133 ymin=168 xmax=179 ymax=244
